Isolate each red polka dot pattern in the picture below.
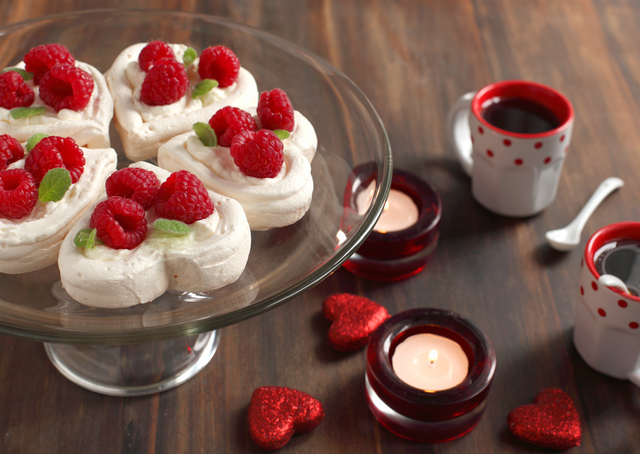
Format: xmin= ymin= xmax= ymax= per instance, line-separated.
xmin=591 ymin=281 xmax=598 ymax=291
xmin=619 ymin=300 xmax=628 ymax=308
xmin=598 ymin=308 xmax=606 ymax=317
xmin=478 ymin=126 xmax=484 ymax=134
xmin=560 ymin=135 xmax=565 ymax=142
xmin=630 ymin=322 xmax=639 ymax=330
xmin=564 ymin=147 xmax=569 ymax=154
xmin=544 ymin=157 xmax=551 ymax=164
xmin=580 ymin=286 xmax=584 ymax=295
xmin=514 ymin=158 xmax=523 ymax=166
xmin=503 ymin=139 xmax=511 ymax=146
xmin=534 ymin=142 xmax=543 ymax=149
xmin=486 ymin=150 xmax=494 ymax=157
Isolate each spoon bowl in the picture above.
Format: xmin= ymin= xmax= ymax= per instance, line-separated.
xmin=546 ymin=229 xmax=577 ymax=251
xmin=598 ymin=274 xmax=631 ymax=295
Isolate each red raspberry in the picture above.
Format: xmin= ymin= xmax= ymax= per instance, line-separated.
xmin=90 ymin=196 xmax=148 ymax=249
xmin=138 ymin=41 xmax=176 ymax=72
xmin=0 ymin=169 xmax=38 ymax=219
xmin=23 ymin=43 xmax=75 ymax=85
xmin=230 ymin=130 xmax=284 ymax=179
xmin=25 ymin=136 xmax=85 ymax=184
xmin=140 ymin=58 xmax=188 ymax=106
xmin=208 ymin=106 xmax=257 ymax=147
xmin=105 ymin=167 xmax=160 ymax=210
xmin=0 ymin=135 xmax=24 ymax=171
xmin=39 ymin=64 xmax=94 ymax=112
xmin=154 ymin=171 xmax=214 ymax=224
xmin=0 ymin=71 xmax=35 ymax=109
xmin=197 ymin=45 xmax=240 ymax=88
xmin=257 ymin=89 xmax=295 ymax=132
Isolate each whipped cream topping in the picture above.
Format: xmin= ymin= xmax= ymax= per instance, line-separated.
xmin=157 ymin=117 xmax=315 ymax=230
xmin=58 ymin=162 xmax=251 ymax=308
xmin=0 ymin=61 xmax=113 ymax=148
xmin=125 ymin=45 xmax=231 ymax=122
xmin=106 ymin=42 xmax=259 ymax=161
xmin=0 ymin=147 xmax=118 ymax=274
xmin=260 ymin=110 xmax=318 ymax=162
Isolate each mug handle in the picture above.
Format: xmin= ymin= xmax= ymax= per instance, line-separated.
xmin=446 ymin=91 xmax=476 ymax=176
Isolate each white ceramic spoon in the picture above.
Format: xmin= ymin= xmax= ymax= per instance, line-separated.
xmin=545 ymin=177 xmax=624 ymax=251
xmin=598 ymin=274 xmax=631 ymax=294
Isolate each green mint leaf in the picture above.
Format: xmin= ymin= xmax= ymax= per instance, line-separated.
xmin=153 ymin=218 xmax=194 ymax=236
xmin=183 ymin=47 xmax=197 ymax=67
xmin=73 ymin=228 xmax=97 ymax=249
xmin=38 ymin=168 xmax=72 ymax=203
xmin=193 ymin=122 xmax=217 ymax=147
xmin=26 ymin=133 xmax=49 ymax=153
xmin=273 ymin=129 xmax=291 ymax=141
xmin=2 ymin=67 xmax=33 ymax=81
xmin=10 ymin=106 xmax=46 ymax=120
xmin=192 ymin=79 xmax=218 ymax=99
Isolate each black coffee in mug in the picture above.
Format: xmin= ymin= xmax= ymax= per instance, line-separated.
xmin=481 ymin=97 xmax=561 ymax=134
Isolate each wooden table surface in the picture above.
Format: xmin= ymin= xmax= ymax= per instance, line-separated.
xmin=2 ymin=1 xmax=640 ymax=453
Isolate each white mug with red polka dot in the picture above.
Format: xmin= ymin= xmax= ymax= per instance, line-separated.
xmin=447 ymin=80 xmax=574 ymax=217
xmin=575 ymin=222 xmax=640 ymax=384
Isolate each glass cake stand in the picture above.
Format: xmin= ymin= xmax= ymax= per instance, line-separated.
xmin=0 ymin=10 xmax=392 ymax=395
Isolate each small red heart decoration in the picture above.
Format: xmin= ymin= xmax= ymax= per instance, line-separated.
xmin=322 ymin=293 xmax=390 ymax=352
xmin=248 ymin=386 xmax=324 ymax=451
xmin=508 ymin=388 xmax=581 ymax=450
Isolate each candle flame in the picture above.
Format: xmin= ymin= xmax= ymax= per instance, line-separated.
xmin=429 ymin=349 xmax=438 ymax=363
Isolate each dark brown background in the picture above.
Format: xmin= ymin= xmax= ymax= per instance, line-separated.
xmin=1 ymin=1 xmax=640 ymax=453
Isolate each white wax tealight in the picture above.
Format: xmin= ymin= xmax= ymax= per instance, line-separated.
xmin=356 ymin=181 xmax=419 ymax=233
xmin=391 ymin=333 xmax=469 ymax=392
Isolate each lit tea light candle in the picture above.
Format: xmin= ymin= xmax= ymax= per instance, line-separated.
xmin=343 ymin=167 xmax=441 ymax=281
xmin=391 ymin=333 xmax=469 ymax=392
xmin=356 ymin=181 xmax=419 ymax=233
xmin=365 ymin=308 xmax=496 ymax=443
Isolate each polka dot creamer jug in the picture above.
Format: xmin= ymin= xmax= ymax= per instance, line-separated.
xmin=447 ymin=80 xmax=574 ymax=217
xmin=574 ymin=222 xmax=640 ymax=385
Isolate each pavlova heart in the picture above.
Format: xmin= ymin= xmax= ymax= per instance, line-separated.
xmin=58 ymin=161 xmax=250 ymax=308
xmin=508 ymin=388 xmax=581 ymax=450
xmin=248 ymin=386 xmax=324 ymax=451
xmin=106 ymin=41 xmax=258 ymax=161
xmin=0 ymin=43 xmax=113 ymax=149
xmin=322 ymin=293 xmax=390 ymax=352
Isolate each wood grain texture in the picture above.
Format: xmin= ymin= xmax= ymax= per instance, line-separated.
xmin=1 ymin=0 xmax=640 ymax=453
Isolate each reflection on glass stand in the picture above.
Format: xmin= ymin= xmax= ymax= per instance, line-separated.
xmin=45 ymin=330 xmax=220 ymax=396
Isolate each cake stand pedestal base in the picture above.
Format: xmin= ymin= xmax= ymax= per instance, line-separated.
xmin=44 ymin=330 xmax=220 ymax=396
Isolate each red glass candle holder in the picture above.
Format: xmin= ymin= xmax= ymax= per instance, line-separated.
xmin=342 ymin=165 xmax=441 ymax=281
xmin=365 ymin=308 xmax=496 ymax=443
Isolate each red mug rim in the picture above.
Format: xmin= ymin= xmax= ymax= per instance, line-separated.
xmin=471 ymin=80 xmax=574 ymax=139
xmin=585 ymin=221 xmax=640 ymax=303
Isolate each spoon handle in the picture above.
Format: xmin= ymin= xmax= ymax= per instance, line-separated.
xmin=567 ymin=177 xmax=624 ymax=233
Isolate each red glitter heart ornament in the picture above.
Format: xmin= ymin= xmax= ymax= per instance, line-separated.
xmin=323 ymin=293 xmax=390 ymax=352
xmin=248 ymin=386 xmax=324 ymax=451
xmin=508 ymin=388 xmax=581 ymax=450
